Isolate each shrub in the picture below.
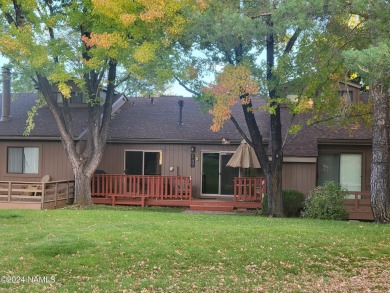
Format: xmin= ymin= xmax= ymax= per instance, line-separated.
xmin=302 ymin=181 xmax=349 ymax=220
xmin=261 ymin=189 xmax=305 ymax=217
xmin=283 ymin=189 xmax=306 ymax=217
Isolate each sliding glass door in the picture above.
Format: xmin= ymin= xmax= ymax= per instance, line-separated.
xmin=202 ymin=152 xmax=238 ymax=196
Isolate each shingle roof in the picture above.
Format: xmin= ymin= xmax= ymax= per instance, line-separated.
xmin=0 ymin=93 xmax=87 ymax=138
xmin=107 ymin=96 xmax=244 ymax=142
xmin=0 ymin=93 xmax=372 ymax=157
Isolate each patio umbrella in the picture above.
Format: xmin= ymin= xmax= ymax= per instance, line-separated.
xmin=227 ymin=140 xmax=261 ymax=168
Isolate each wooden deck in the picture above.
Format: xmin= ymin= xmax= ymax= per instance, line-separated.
xmin=91 ymin=174 xmax=374 ymax=220
xmin=91 ymin=175 xmax=264 ymax=211
xmin=344 ymin=191 xmax=374 ymax=220
xmin=0 ymin=175 xmax=374 ymax=219
xmin=0 ymin=180 xmax=75 ymax=210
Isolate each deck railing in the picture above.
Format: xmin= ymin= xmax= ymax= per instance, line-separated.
xmin=233 ymin=177 xmax=266 ymax=202
xmin=343 ymin=191 xmax=373 ymax=220
xmin=0 ymin=180 xmax=75 ymax=209
xmin=91 ymin=174 xmax=193 ymax=200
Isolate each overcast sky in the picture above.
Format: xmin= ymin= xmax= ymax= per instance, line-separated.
xmin=0 ymin=56 xmax=196 ymax=97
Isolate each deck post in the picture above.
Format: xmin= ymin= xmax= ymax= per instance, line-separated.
xmin=41 ymin=183 xmax=45 ymax=209
xmin=54 ymin=182 xmax=58 ymax=208
xmin=233 ymin=177 xmax=238 ymax=201
xmin=7 ymin=182 xmax=11 ymax=202
xmin=189 ymin=177 xmax=193 ymax=200
xmin=354 ymin=193 xmax=357 ymax=209
xmin=66 ymin=181 xmax=69 ymax=203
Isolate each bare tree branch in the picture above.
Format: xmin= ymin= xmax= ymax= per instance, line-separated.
xmin=284 ymin=28 xmax=301 ymax=54
xmin=230 ymin=115 xmax=252 ymax=145
xmin=247 ymin=12 xmax=272 ymax=19
xmin=174 ymin=76 xmax=202 ymax=97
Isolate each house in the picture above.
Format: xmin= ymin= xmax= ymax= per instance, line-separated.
xmin=0 ymin=69 xmax=375 ymax=219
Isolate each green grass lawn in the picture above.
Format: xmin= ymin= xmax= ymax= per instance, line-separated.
xmin=0 ymin=206 xmax=389 ymax=292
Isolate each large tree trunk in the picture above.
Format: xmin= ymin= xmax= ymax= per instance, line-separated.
xmin=74 ymin=169 xmax=93 ymax=205
xmin=267 ymin=156 xmax=284 ymax=217
xmin=266 ymin=23 xmax=284 ymax=217
xmin=36 ymin=60 xmax=117 ymax=206
xmin=370 ymin=83 xmax=390 ymax=223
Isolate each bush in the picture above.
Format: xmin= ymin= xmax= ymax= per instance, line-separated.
xmin=302 ymin=181 xmax=349 ymax=220
xmin=283 ymin=190 xmax=306 ymax=217
xmin=262 ymin=189 xmax=305 ymax=217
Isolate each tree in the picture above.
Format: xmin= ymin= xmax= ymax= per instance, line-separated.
xmin=342 ymin=1 xmax=390 ymax=223
xmin=0 ymin=0 xmax=203 ymax=205
xmin=174 ymin=0 xmax=347 ymax=217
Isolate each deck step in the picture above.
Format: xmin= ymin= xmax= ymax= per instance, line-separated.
xmin=92 ymin=198 xmax=111 ymax=204
xmin=190 ymin=205 xmax=234 ymax=212
xmin=114 ymin=199 xmax=143 ymax=206
xmin=348 ymin=211 xmax=374 ymax=221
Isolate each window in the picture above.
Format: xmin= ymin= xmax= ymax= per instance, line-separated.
xmin=125 ymin=151 xmax=162 ymax=175
xmin=70 ymin=92 xmax=86 ymax=104
xmin=317 ymin=153 xmax=362 ymax=192
xmin=339 ymin=90 xmax=353 ymax=104
xmin=7 ymin=147 xmax=39 ymax=174
xmin=53 ymin=92 xmax=87 ymax=104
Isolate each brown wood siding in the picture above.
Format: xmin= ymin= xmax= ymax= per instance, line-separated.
xmin=99 ymin=143 xmax=322 ymax=198
xmin=282 ymin=162 xmax=317 ymax=196
xmin=98 ymin=143 xmax=238 ymax=197
xmin=0 ymin=141 xmax=73 ymax=182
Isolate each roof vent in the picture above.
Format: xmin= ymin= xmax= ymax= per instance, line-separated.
xmin=1 ymin=67 xmax=11 ymax=122
xmin=178 ymin=100 xmax=184 ymax=126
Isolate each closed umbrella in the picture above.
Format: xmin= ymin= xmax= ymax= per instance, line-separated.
xmin=227 ymin=140 xmax=260 ymax=168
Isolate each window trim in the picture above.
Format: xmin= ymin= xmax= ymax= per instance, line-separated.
xmin=0 ymin=142 xmax=43 ymax=180
xmin=52 ymin=91 xmax=89 ymax=107
xmin=317 ymin=151 xmax=363 ymax=190
xmin=6 ymin=146 xmax=41 ymax=176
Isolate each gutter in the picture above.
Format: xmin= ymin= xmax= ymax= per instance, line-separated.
xmin=105 ymin=138 xmax=245 ymax=145
xmin=317 ymin=139 xmax=372 ymax=146
xmin=105 ymin=138 xmax=270 ymax=146
xmin=0 ymin=136 xmax=62 ymax=141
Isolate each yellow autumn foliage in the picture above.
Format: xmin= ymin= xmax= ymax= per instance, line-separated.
xmin=139 ymin=0 xmax=177 ymax=21
xmin=92 ymin=0 xmax=130 ymax=18
xmin=203 ymin=65 xmax=259 ymax=132
xmin=294 ymin=96 xmax=314 ymax=113
xmin=83 ymin=57 xmax=103 ymax=70
xmin=82 ymin=32 xmax=127 ymax=49
xmin=0 ymin=35 xmax=26 ymax=56
xmin=57 ymin=82 xmax=72 ymax=99
xmin=120 ymin=13 xmax=137 ymax=25
xmin=133 ymin=42 xmax=157 ymax=63
xmin=349 ymin=72 xmax=358 ymax=80
xmin=347 ymin=14 xmax=362 ymax=28
xmin=167 ymin=15 xmax=187 ymax=37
